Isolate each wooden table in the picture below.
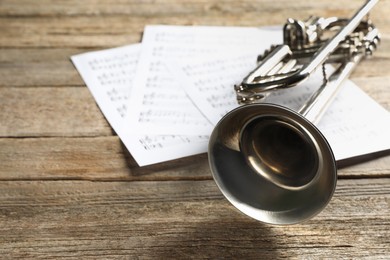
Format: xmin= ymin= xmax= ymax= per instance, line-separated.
xmin=1 ymin=0 xmax=389 ymax=258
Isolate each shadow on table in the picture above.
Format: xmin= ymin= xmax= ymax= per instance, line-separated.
xmin=154 ymin=217 xmax=281 ymax=258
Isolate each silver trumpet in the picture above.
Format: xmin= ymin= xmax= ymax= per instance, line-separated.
xmin=209 ymin=0 xmax=380 ymax=225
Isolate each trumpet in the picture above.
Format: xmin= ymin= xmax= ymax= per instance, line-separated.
xmin=208 ymin=0 xmax=380 ymax=225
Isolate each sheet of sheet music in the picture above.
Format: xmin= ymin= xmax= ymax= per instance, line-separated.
xmin=174 ymin=55 xmax=390 ymax=160
xmin=71 ymin=44 xmax=208 ymax=166
xmin=125 ymin=25 xmax=282 ymax=135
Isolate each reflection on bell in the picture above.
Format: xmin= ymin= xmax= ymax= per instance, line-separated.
xmin=240 ymin=114 xmax=320 ymax=189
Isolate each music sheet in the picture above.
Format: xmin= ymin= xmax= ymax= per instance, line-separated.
xmin=71 ymin=44 xmax=208 ymax=166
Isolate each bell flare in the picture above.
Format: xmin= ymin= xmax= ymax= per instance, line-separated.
xmin=208 ymin=103 xmax=337 ymax=225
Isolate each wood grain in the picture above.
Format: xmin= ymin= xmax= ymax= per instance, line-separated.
xmin=0 ymin=0 xmax=389 ymax=258
xmin=0 ymin=136 xmax=211 ymax=180
xmin=0 ymin=178 xmax=388 ymax=258
xmin=1 ymin=0 xmax=381 ymax=17
xmin=0 ymin=87 xmax=112 ymax=137
xmin=0 ymin=48 xmax=85 ymax=87
xmin=0 ymin=1 xmax=389 ymax=48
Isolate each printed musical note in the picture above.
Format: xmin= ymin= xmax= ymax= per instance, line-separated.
xmin=138 ymin=135 xmax=209 ymax=151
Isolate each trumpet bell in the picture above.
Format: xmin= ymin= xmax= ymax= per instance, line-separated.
xmin=208 ymin=103 xmax=337 ymax=224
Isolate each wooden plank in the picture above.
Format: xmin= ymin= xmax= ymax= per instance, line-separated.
xmin=0 ymin=178 xmax=388 ymax=258
xmin=0 ymin=2 xmax=389 ymax=48
xmin=0 ymin=48 xmax=86 ymax=87
xmin=0 ymin=136 xmax=389 ymax=181
xmin=0 ymin=136 xmax=210 ymax=180
xmin=0 ymin=0 xmax=386 ymax=18
xmin=0 ymin=87 xmax=112 ymax=137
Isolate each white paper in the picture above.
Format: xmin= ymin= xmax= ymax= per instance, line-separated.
xmin=125 ymin=25 xmax=282 ymax=135
xmin=174 ymin=54 xmax=390 ymax=161
xmin=71 ymin=44 xmax=209 ymax=166
xmin=318 ymin=81 xmax=390 ymax=160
